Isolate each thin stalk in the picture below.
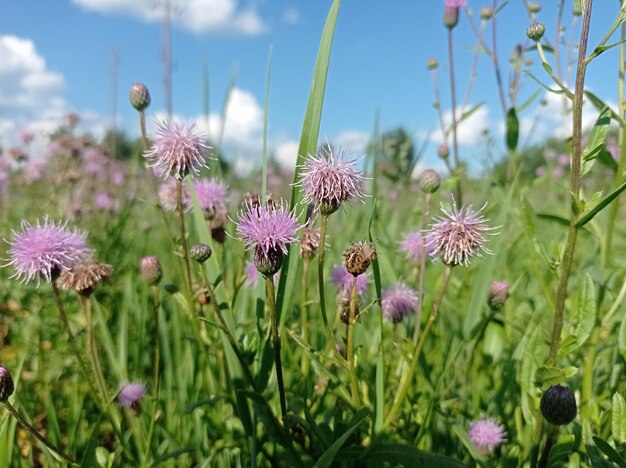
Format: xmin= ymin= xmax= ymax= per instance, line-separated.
xmin=266 ymin=276 xmax=287 ymax=419
xmin=538 ymin=425 xmax=558 ymax=468
xmin=176 ymin=179 xmax=193 ymax=298
xmin=383 ymin=265 xmax=453 ymax=430
xmin=301 ymin=259 xmax=311 ymax=376
xmin=4 ymin=402 xmax=77 ymax=466
xmin=412 ymin=193 xmax=432 ymax=345
xmin=490 ymin=0 xmax=507 ymax=115
xmin=447 ymin=28 xmax=461 ymax=172
xmin=346 ymin=277 xmax=361 ymax=407
xmin=317 ymin=214 xmax=339 ymax=351
xmin=83 ymin=297 xmax=108 ymax=405
xmin=144 ymin=285 xmax=161 ymax=463
xmin=548 ymin=0 xmax=594 ymax=365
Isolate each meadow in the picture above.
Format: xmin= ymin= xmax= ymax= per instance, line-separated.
xmin=1 ymin=0 xmax=626 ymax=466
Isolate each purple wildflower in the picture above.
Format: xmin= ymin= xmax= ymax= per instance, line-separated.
xmin=468 ymin=419 xmax=506 ymax=454
xmin=193 ymin=178 xmax=228 ymax=218
xmin=299 ymin=147 xmax=365 ymax=215
xmin=535 ymin=166 xmax=546 ymax=177
xmin=159 ymin=178 xmax=190 ymax=212
xmin=444 ymin=0 xmax=466 ymax=6
xmin=427 ymin=197 xmax=496 ymax=266
xmin=488 ymin=280 xmax=509 ymax=310
xmin=331 ymin=265 xmax=368 ymax=297
xmin=382 ymin=282 xmax=419 ymax=323
xmin=400 ymin=231 xmax=435 ymax=262
xmin=144 ymin=120 xmax=210 ymax=180
xmin=94 ymin=192 xmax=115 ymax=212
xmin=118 ymin=382 xmax=146 ymax=409
xmin=4 ymin=218 xmax=92 ymax=285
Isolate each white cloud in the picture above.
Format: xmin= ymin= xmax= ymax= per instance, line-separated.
xmin=282 ymin=7 xmax=300 ymax=25
xmin=334 ymin=130 xmax=369 ymax=156
xmin=274 ymin=139 xmax=299 ymax=168
xmin=72 ymin=0 xmax=266 ymax=35
xmin=434 ymin=105 xmax=490 ymax=147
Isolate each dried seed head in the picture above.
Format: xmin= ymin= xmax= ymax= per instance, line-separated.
xmin=56 ymin=261 xmax=112 ymax=297
xmin=140 ymin=256 xmax=162 ymax=286
xmin=190 ymin=243 xmax=212 ymax=264
xmin=418 ymin=169 xmax=441 ymax=194
xmin=540 ymin=385 xmax=577 ymax=426
xmin=0 ymin=367 xmax=14 ymax=402
xmin=300 ymin=226 xmax=320 ymax=261
xmin=527 ymin=23 xmax=545 ymax=42
xmin=342 ymin=241 xmax=377 ymax=277
xmin=129 ymin=83 xmax=151 ymax=112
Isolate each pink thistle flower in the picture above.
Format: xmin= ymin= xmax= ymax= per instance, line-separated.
xmin=4 ymin=218 xmax=92 ymax=285
xmin=235 ymin=202 xmax=301 ymax=276
xmin=400 ymin=231 xmax=435 ymax=262
xmin=381 ymin=282 xmax=419 ymax=323
xmin=158 ymin=178 xmax=190 ymax=212
xmin=299 ymin=147 xmax=365 ymax=215
xmin=331 ymin=265 xmax=368 ymax=297
xmin=94 ymin=192 xmax=115 ymax=212
xmin=444 ymin=0 xmax=466 ymax=7
xmin=118 ymin=382 xmax=146 ymax=409
xmin=193 ymin=178 xmax=228 ymax=218
xmin=468 ymin=419 xmax=506 ymax=454
xmin=427 ymin=197 xmax=497 ymax=266
xmin=144 ymin=120 xmax=210 ymax=180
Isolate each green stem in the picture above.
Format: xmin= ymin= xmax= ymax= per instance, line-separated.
xmin=538 ymin=424 xmax=558 ymax=468
xmin=144 ymin=285 xmax=161 ymax=464
xmin=412 ymin=193 xmax=432 ymax=345
xmin=346 ymin=277 xmax=361 ymax=407
xmin=83 ymin=297 xmax=108 ymax=405
xmin=447 ymin=27 xmax=463 ymax=203
xmin=176 ymin=179 xmax=193 ymax=299
xmin=4 ymin=402 xmax=77 ymax=466
xmin=548 ymin=0 xmax=594 ymax=365
xmin=266 ymin=277 xmax=287 ymax=419
xmin=301 ymin=259 xmax=310 ymax=376
xmin=383 ymin=265 xmax=452 ymax=430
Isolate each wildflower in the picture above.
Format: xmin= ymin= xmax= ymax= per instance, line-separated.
xmin=4 ymin=218 xmax=92 ymax=285
xmin=140 ymin=256 xmax=162 ymax=286
xmin=331 ymin=265 xmax=368 ymax=297
xmin=158 ymin=178 xmax=190 ymax=212
xmin=382 ymin=282 xmax=419 ymax=323
xmin=244 ymin=260 xmax=260 ymax=287
xmin=193 ymin=178 xmax=228 ymax=219
xmin=487 ymin=281 xmax=509 ymax=310
xmin=427 ymin=197 xmax=496 ymax=266
xmin=300 ymin=226 xmax=321 ymax=261
xmin=300 ymin=147 xmax=365 ymax=216
xmin=540 ymin=385 xmax=577 ymax=425
xmin=400 ymin=232 xmax=434 ymax=263
xmin=144 ymin=120 xmax=209 ymax=180
xmin=94 ymin=192 xmax=115 ymax=212
xmin=443 ymin=0 xmax=466 ymax=28
xmin=56 ymin=261 xmax=112 ymax=297
xmin=343 ymin=241 xmax=377 ymax=276
xmin=468 ymin=419 xmax=506 ymax=454
xmin=118 ymin=382 xmax=146 ymax=410
xmin=129 ymin=83 xmax=151 ymax=112
xmin=235 ymin=202 xmax=300 ymax=276
xmin=0 ymin=367 xmax=15 ymax=402
xmin=417 ymin=169 xmax=441 ymax=194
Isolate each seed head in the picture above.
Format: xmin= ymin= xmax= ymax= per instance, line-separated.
xmin=144 ymin=120 xmax=210 ymax=180
xmin=0 ymin=367 xmax=15 ymax=402
xmin=300 ymin=226 xmax=321 ymax=261
xmin=300 ymin=147 xmax=365 ymax=216
xmin=342 ymin=241 xmax=377 ymax=277
xmin=190 ymin=243 xmax=212 ymax=263
xmin=540 ymin=385 xmax=577 ymax=425
xmin=382 ymin=282 xmax=419 ymax=323
xmin=527 ymin=23 xmax=545 ymax=41
xmin=487 ymin=280 xmax=509 ymax=310
xmin=468 ymin=419 xmax=506 ymax=454
xmin=140 ymin=256 xmax=162 ymax=286
xmin=129 ymin=83 xmax=151 ymax=112
xmin=4 ymin=218 xmax=92 ymax=286
xmin=418 ymin=169 xmax=441 ymax=194
xmin=56 ymin=261 xmax=112 ymax=297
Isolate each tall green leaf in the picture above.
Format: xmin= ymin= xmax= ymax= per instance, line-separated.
xmin=506 ymin=107 xmax=519 ymax=152
xmin=575 ymin=273 xmax=596 ymax=347
xmin=313 ymin=408 xmax=369 ymax=468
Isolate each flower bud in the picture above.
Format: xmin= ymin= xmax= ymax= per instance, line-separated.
xmin=527 ymin=23 xmax=545 ymax=41
xmin=129 ymin=83 xmax=151 ymax=112
xmin=300 ymin=226 xmax=320 ymax=261
xmin=444 ymin=6 xmax=460 ymax=29
xmin=480 ymin=7 xmax=493 ymax=20
xmin=140 ymin=256 xmax=162 ymax=286
xmin=427 ymin=58 xmax=439 ymax=71
xmin=343 ymin=241 xmax=377 ymax=277
xmin=527 ymin=2 xmax=541 ymax=14
xmin=0 ymin=367 xmax=14 ymax=402
xmin=487 ymin=281 xmax=509 ymax=310
xmin=540 ymin=385 xmax=577 ymax=425
xmin=190 ymin=243 xmax=212 ymax=263
xmin=254 ymin=247 xmax=284 ymax=277
xmin=418 ymin=169 xmax=441 ymax=194
xmin=437 ymin=144 xmax=450 ymax=159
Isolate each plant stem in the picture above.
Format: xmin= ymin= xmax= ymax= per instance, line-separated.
xmin=412 ymin=193 xmax=432 ymax=345
xmin=447 ymin=28 xmax=463 ymax=203
xmin=83 ymin=297 xmax=108 ymax=405
xmin=383 ymin=265 xmax=453 ymax=430
xmin=4 ymin=401 xmax=77 ymax=466
xmin=300 ymin=259 xmax=310 ymax=376
xmin=538 ymin=424 xmax=558 ymax=468
xmin=548 ymin=0 xmax=594 ymax=365
xmin=144 ymin=285 xmax=161 ymax=463
xmin=266 ymin=276 xmax=287 ymax=419
xmin=176 ymin=178 xmax=193 ymax=298
xmin=317 ymin=214 xmax=340 ymax=355
xmin=346 ymin=277 xmax=361 ymax=407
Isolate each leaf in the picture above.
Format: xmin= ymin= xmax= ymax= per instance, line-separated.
xmin=536 ymin=213 xmax=570 ymax=227
xmin=535 ymin=366 xmax=578 ymax=387
xmin=584 ymin=91 xmax=625 ymax=126
xmin=612 ymin=393 xmax=626 ymax=443
xmin=517 ymin=88 xmax=541 ymax=113
xmin=576 ymin=179 xmax=626 ymax=227
xmin=559 ymin=335 xmax=579 ymax=358
xmin=547 ymin=434 xmax=575 ymax=467
xmin=585 ymin=423 xmax=615 ymax=468
xmin=593 ymin=436 xmax=626 ymax=466
xmin=338 ymin=442 xmax=465 ymax=467
xmin=506 ymin=107 xmax=519 ymax=152
xmin=582 ymin=107 xmax=611 ymax=176
xmin=80 ymin=414 xmax=103 ymax=468
xmin=519 ymin=196 xmax=551 ymax=265
xmin=575 ymin=274 xmax=596 ymax=346
xmin=313 ymin=408 xmax=370 ymax=468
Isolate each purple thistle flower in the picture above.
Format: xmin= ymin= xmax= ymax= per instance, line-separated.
xmin=159 ymin=178 xmax=190 ymax=212
xmin=468 ymin=419 xmax=506 ymax=454
xmin=4 ymin=218 xmax=92 ymax=285
xmin=299 ymin=147 xmax=365 ymax=215
xmin=193 ymin=178 xmax=228 ymax=218
xmin=382 ymin=282 xmax=419 ymax=323
xmin=427 ymin=197 xmax=497 ymax=266
xmin=400 ymin=231 xmax=435 ymax=263
xmin=235 ymin=202 xmax=301 ymax=275
xmin=144 ymin=120 xmax=210 ymax=180
xmin=444 ymin=0 xmax=466 ymax=7
xmin=118 ymin=382 xmax=146 ymax=408
xmin=331 ymin=265 xmax=368 ymax=297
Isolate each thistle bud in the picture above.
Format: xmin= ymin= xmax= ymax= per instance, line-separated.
xmin=254 ymin=247 xmax=284 ymax=277
xmin=527 ymin=23 xmax=545 ymax=42
xmin=140 ymin=256 xmax=162 ymax=286
xmin=0 ymin=367 xmax=14 ymax=402
xmin=487 ymin=281 xmax=509 ymax=310
xmin=480 ymin=7 xmax=493 ymax=20
xmin=190 ymin=243 xmax=212 ymax=263
xmin=343 ymin=241 xmax=377 ymax=277
xmin=526 ymin=2 xmax=541 ymax=14
xmin=300 ymin=226 xmax=320 ymax=261
xmin=437 ymin=144 xmax=450 ymax=159
xmin=540 ymin=385 xmax=577 ymax=425
xmin=418 ymin=169 xmax=441 ymax=194
xmin=444 ymin=6 xmax=460 ymax=29
xmin=129 ymin=83 xmax=151 ymax=112
xmin=427 ymin=58 xmax=439 ymax=71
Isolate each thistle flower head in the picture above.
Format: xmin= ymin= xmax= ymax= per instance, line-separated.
xmin=144 ymin=120 xmax=210 ymax=180
xmin=235 ymin=202 xmax=301 ymax=276
xmin=190 ymin=243 xmax=212 ymax=263
xmin=193 ymin=178 xmax=228 ymax=219
xmin=400 ymin=231 xmax=435 ymax=263
xmin=299 ymin=147 xmax=365 ymax=215
xmin=118 ymin=382 xmax=146 ymax=410
xmin=444 ymin=0 xmax=466 ymax=6
xmin=540 ymin=385 xmax=577 ymax=425
xmin=56 ymin=260 xmax=112 ymax=297
xmin=331 ymin=265 xmax=368 ymax=297
xmin=343 ymin=241 xmax=377 ymax=276
xmin=158 ymin=178 xmax=190 ymax=212
xmin=382 ymin=282 xmax=419 ymax=323
xmin=427 ymin=197 xmax=497 ymax=266
xmin=129 ymin=83 xmax=151 ymax=112
xmin=140 ymin=256 xmax=162 ymax=286
xmin=300 ymin=226 xmax=321 ymax=260
xmin=468 ymin=419 xmax=506 ymax=454
xmin=0 ymin=367 xmax=15 ymax=402
xmin=4 ymin=218 xmax=92 ymax=286
xmin=487 ymin=280 xmax=509 ymax=310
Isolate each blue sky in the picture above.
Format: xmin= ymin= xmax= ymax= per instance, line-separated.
xmin=0 ymin=1 xmax=623 ymax=173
